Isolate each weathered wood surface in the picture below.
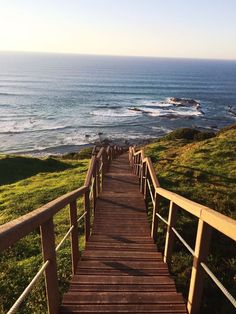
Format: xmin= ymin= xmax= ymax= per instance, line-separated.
xmin=60 ymin=154 xmax=187 ymax=313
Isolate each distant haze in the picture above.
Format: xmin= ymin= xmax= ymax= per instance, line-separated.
xmin=0 ymin=0 xmax=236 ymax=60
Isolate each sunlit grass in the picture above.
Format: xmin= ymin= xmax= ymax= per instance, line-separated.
xmin=144 ymin=124 xmax=236 ymax=313
xmin=0 ymin=150 xmax=91 ymax=313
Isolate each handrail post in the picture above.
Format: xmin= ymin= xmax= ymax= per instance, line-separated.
xmin=69 ymin=200 xmax=79 ymax=275
xmin=187 ymin=219 xmax=212 ymax=314
xmin=151 ymin=191 xmax=160 ymax=242
xmin=138 ymin=153 xmax=141 ymax=178
xmin=140 ymin=160 xmax=145 ymax=193
xmin=84 ymin=190 xmax=90 ymax=241
xmin=96 ymin=157 xmax=100 ymax=196
xmin=143 ymin=162 xmax=148 ymax=202
xmin=131 ymin=148 xmax=134 ymax=170
xmin=110 ymin=146 xmax=113 ymax=161
xmin=40 ymin=218 xmax=60 ymax=314
xmin=164 ymin=201 xmax=178 ymax=265
xmin=93 ymin=164 xmax=97 ymax=212
xmin=102 ymin=150 xmax=106 ymax=183
xmin=134 ymin=154 xmax=137 ymax=174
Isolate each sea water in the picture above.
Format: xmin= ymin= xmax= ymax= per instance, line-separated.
xmin=0 ymin=52 xmax=236 ymax=155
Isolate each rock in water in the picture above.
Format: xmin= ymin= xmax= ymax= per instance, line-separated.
xmin=169 ymin=97 xmax=201 ymax=107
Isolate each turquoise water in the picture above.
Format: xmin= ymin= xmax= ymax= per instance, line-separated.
xmin=0 ymin=52 xmax=236 ymax=154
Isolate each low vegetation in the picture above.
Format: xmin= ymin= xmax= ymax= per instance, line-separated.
xmin=0 ymin=125 xmax=235 ymax=313
xmin=144 ymin=124 xmax=236 ymax=313
xmin=0 ymin=149 xmax=92 ymax=313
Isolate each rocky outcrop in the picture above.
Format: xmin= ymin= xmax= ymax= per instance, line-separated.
xmin=128 ymin=107 xmax=150 ymax=114
xmin=168 ymin=97 xmax=201 ymax=107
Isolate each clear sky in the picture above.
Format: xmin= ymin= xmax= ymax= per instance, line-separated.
xmin=0 ymin=0 xmax=236 ymax=60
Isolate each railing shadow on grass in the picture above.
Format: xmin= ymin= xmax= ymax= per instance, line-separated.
xmin=0 ymin=156 xmax=76 ymax=186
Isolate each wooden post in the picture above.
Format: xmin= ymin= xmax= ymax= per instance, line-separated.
xmin=40 ymin=218 xmax=60 ymax=314
xmin=164 ymin=201 xmax=178 ymax=265
xmin=140 ymin=161 xmax=145 ymax=193
xmin=110 ymin=147 xmax=113 ymax=161
xmin=69 ymin=200 xmax=79 ymax=275
xmin=102 ymin=151 xmax=106 ymax=186
xmin=93 ymin=167 xmax=97 ymax=211
xmin=151 ymin=191 xmax=160 ymax=242
xmin=100 ymin=153 xmax=104 ymax=191
xmin=138 ymin=153 xmax=141 ymax=178
xmin=187 ymin=219 xmax=212 ymax=314
xmin=96 ymin=158 xmax=100 ymax=196
xmin=84 ymin=190 xmax=90 ymax=242
xmin=133 ymin=155 xmax=136 ymax=174
xmin=131 ymin=150 xmax=134 ymax=170
xmin=143 ymin=162 xmax=148 ymax=201
xmin=135 ymin=155 xmax=139 ymax=175
xmin=103 ymin=149 xmax=108 ymax=173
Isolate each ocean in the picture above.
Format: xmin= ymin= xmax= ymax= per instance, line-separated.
xmin=0 ymin=52 xmax=236 ymax=155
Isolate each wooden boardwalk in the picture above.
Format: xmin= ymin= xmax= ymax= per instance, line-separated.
xmin=60 ymin=154 xmax=187 ymax=313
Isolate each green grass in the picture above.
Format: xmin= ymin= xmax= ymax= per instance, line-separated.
xmin=0 ymin=149 xmax=91 ymax=313
xmin=0 ymin=128 xmax=235 ymax=313
xmin=143 ymin=125 xmax=236 ymax=313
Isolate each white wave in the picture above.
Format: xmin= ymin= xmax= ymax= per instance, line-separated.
xmin=152 ymin=126 xmax=172 ymax=133
xmin=139 ymin=107 xmax=203 ymax=117
xmin=0 ymin=118 xmax=71 ymax=134
xmin=141 ymin=100 xmax=173 ymax=108
xmin=90 ymin=108 xmax=141 ymax=118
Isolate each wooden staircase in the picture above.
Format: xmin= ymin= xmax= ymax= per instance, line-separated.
xmin=1 ymin=145 xmax=235 ymax=314
xmin=60 ymin=154 xmax=187 ymax=313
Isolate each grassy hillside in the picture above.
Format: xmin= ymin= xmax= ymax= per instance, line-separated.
xmin=143 ymin=124 xmax=236 ymax=313
xmin=0 ymin=126 xmax=235 ymax=313
xmin=0 ymin=148 xmax=91 ymax=313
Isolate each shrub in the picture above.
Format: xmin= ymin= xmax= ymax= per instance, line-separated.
xmin=165 ymin=128 xmax=215 ymax=141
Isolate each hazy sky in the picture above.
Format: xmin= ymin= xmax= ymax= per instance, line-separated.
xmin=0 ymin=0 xmax=236 ymax=59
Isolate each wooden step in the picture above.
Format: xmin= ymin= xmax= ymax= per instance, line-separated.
xmin=62 ymin=291 xmax=185 ymax=304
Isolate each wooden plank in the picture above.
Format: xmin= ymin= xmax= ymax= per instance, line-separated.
xmin=84 ymin=191 xmax=90 ymax=241
xmin=41 ymin=218 xmax=60 ymax=314
xmin=60 ymin=304 xmax=187 ymax=313
xmin=187 ymin=220 xmax=212 ymax=314
xmin=164 ymin=202 xmax=179 ymax=265
xmin=62 ymin=291 xmax=185 ymax=304
xmin=201 ymin=208 xmax=236 ymax=241
xmin=69 ymin=284 xmax=176 ymax=292
xmin=82 ymin=250 xmax=161 ymax=258
xmin=146 ymin=157 xmax=160 ymax=188
xmin=70 ymin=201 xmax=79 ymax=275
xmin=76 ymin=260 xmax=168 ymax=269
xmin=151 ymin=192 xmax=161 ymax=241
xmin=156 ymin=187 xmax=203 ymax=218
xmin=70 ymin=275 xmax=175 ymax=284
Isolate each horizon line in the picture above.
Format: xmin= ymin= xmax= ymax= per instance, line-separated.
xmin=1 ymin=50 xmax=236 ymax=62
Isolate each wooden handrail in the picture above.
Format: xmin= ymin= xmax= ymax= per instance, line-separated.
xmin=0 ymin=186 xmax=87 ymax=251
xmin=155 ymin=188 xmax=235 ymax=240
xmin=0 ymin=144 xmax=123 ymax=314
xmin=145 ymin=157 xmax=160 ymax=188
xmin=129 ymin=146 xmax=236 ymax=314
xmin=130 ymin=147 xmax=236 ymax=240
xmin=96 ymin=147 xmax=105 ymax=160
xmin=84 ymin=155 xmax=97 ymax=187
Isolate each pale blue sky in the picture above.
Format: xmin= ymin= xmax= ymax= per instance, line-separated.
xmin=0 ymin=0 xmax=236 ymax=59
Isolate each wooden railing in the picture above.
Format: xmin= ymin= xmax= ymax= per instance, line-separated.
xmin=129 ymin=146 xmax=236 ymax=314
xmin=0 ymin=145 xmax=123 ymax=314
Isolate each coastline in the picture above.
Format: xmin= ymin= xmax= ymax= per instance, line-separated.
xmin=8 ymin=138 xmax=154 ymax=157
xmin=2 ymin=125 xmax=219 ymax=158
